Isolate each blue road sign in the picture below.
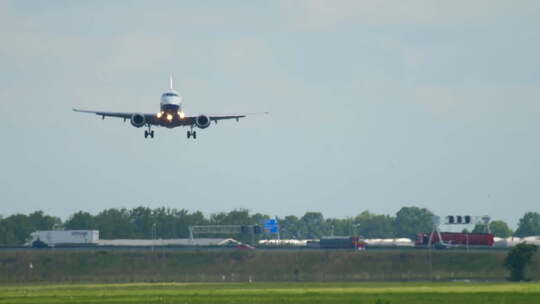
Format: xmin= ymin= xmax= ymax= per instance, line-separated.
xmin=263 ymin=219 xmax=279 ymax=234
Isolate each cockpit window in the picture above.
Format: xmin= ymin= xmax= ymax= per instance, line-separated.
xmin=163 ymin=93 xmax=178 ymax=97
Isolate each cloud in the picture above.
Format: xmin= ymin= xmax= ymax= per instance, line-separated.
xmin=284 ymin=0 xmax=540 ymax=30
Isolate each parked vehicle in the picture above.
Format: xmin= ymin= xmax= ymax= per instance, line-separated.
xmin=26 ymin=230 xmax=99 ymax=248
xmin=235 ymin=244 xmax=255 ymax=250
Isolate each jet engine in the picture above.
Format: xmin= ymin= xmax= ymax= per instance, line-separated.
xmin=130 ymin=113 xmax=146 ymax=128
xmin=195 ymin=114 xmax=211 ymax=129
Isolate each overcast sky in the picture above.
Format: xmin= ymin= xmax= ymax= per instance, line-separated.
xmin=1 ymin=1 xmax=539 ymax=229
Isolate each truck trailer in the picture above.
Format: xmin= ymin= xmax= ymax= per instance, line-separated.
xmin=26 ymin=230 xmax=99 ymax=247
xmin=415 ymin=232 xmax=494 ymax=247
xmin=319 ymin=236 xmax=364 ymax=249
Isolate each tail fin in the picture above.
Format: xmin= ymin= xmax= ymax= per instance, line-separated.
xmin=169 ymin=75 xmax=173 ymax=90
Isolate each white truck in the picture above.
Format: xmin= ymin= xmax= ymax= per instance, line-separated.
xmin=26 ymin=230 xmax=99 ymax=247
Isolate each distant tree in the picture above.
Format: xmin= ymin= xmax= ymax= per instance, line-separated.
xmin=473 ymin=220 xmax=513 ymax=237
xmin=354 ymin=211 xmax=395 ymax=238
xmin=154 ymin=208 xmax=208 ymax=239
xmin=472 ymin=224 xmax=485 ymax=233
xmin=0 ymin=211 xmax=60 ymax=245
xmin=130 ymin=206 xmax=154 ymax=238
xmin=0 ymin=218 xmax=16 ymax=245
xmin=210 ymin=209 xmax=253 ymax=225
xmin=504 ymin=243 xmax=538 ymax=281
xmin=394 ymin=207 xmax=433 ymax=239
xmin=278 ymin=215 xmax=301 ymax=239
xmin=300 ymin=212 xmax=328 ymax=239
xmin=0 ymin=223 xmax=7 ymax=244
xmin=94 ymin=208 xmax=133 ymax=239
xmin=515 ymin=212 xmax=540 ymax=237
xmin=0 ymin=214 xmax=31 ymax=245
xmin=325 ymin=218 xmax=354 ymax=236
xmin=179 ymin=210 xmax=209 ymax=237
xmin=65 ymin=211 xmax=95 ymax=230
xmin=491 ymin=221 xmax=513 ymax=237
xmin=152 ymin=207 xmax=178 ymax=239
xmin=28 ymin=211 xmax=61 ymax=230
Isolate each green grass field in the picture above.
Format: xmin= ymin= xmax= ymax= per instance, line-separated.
xmin=0 ymin=282 xmax=539 ymax=304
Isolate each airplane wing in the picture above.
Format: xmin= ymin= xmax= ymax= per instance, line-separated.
xmin=207 ymin=112 xmax=269 ymax=123
xmin=73 ymin=109 xmax=146 ymax=120
xmin=209 ymin=114 xmax=246 ymax=122
xmin=73 ymin=109 xmax=165 ymax=126
xmin=74 ymin=109 xmax=267 ymax=127
xmin=175 ymin=113 xmax=264 ymax=126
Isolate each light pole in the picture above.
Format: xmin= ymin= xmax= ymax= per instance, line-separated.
xmin=351 ymin=223 xmax=361 ymax=237
xmin=152 ymin=223 xmax=156 ymax=252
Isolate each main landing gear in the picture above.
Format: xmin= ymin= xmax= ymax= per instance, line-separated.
xmin=187 ymin=130 xmax=197 ymax=139
xmin=144 ymin=130 xmax=154 ymax=138
xmin=144 ymin=126 xmax=154 ymax=139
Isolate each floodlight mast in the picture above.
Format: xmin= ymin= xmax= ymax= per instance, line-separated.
xmin=428 ymin=214 xmax=492 ymax=248
xmin=428 ymin=216 xmax=446 ymax=248
xmin=482 ymin=216 xmax=491 ymax=233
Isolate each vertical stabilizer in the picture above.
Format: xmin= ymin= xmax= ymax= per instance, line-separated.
xmin=169 ymin=75 xmax=173 ymax=90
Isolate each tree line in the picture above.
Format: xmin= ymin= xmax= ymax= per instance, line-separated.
xmin=0 ymin=207 xmax=539 ymax=245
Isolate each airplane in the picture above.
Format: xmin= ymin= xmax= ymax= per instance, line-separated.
xmin=73 ymin=77 xmax=264 ymax=139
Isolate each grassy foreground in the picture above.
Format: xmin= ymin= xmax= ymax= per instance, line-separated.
xmin=0 ymin=282 xmax=539 ymax=304
xmin=6 ymin=249 xmax=539 ymax=283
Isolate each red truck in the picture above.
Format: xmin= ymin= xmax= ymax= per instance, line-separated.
xmin=415 ymin=232 xmax=494 ymax=247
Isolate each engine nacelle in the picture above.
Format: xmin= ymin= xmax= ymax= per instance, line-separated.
xmin=195 ymin=114 xmax=211 ymax=129
xmin=130 ymin=113 xmax=146 ymax=128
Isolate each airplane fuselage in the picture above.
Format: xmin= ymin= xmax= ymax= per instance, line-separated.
xmin=160 ymin=90 xmax=182 ymax=112
xmin=157 ymin=89 xmax=185 ymax=128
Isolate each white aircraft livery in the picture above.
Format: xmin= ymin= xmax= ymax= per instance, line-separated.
xmin=74 ymin=77 xmax=262 ymax=139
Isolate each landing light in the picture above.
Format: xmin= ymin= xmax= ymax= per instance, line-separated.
xmin=157 ymin=112 xmax=163 ymax=118
xmin=178 ymin=111 xmax=185 ymax=119
xmin=167 ymin=114 xmax=173 ymax=122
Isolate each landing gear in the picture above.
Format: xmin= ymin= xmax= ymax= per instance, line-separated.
xmin=187 ymin=130 xmax=197 ymax=139
xmin=144 ymin=127 xmax=154 ymax=139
